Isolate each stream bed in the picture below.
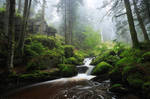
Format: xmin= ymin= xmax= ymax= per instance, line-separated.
xmin=5 ymin=58 xmax=139 ymax=99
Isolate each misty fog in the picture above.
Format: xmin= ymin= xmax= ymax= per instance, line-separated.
xmin=41 ymin=0 xmax=116 ymax=41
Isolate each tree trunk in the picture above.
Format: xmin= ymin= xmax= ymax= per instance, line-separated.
xmin=17 ymin=0 xmax=22 ymax=13
xmin=18 ymin=0 xmax=32 ymax=56
xmin=124 ymin=0 xmax=139 ymax=48
xmin=143 ymin=0 xmax=150 ymax=20
xmin=64 ymin=0 xmax=68 ymax=44
xmin=40 ymin=0 xmax=46 ymax=34
xmin=7 ymin=0 xmax=16 ymax=72
xmin=133 ymin=0 xmax=150 ymax=42
xmin=4 ymin=0 xmax=10 ymax=36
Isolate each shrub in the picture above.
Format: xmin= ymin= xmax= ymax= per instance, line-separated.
xmin=65 ymin=57 xmax=78 ymax=65
xmin=115 ymin=57 xmax=134 ymax=67
xmin=26 ymin=49 xmax=62 ymax=71
xmin=92 ymin=61 xmax=113 ymax=75
xmin=58 ymin=64 xmax=77 ymax=77
xmin=24 ymin=41 xmax=45 ymax=58
xmin=32 ymin=35 xmax=57 ymax=49
xmin=64 ymin=45 xmax=74 ymax=58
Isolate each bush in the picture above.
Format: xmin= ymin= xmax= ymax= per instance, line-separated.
xmin=24 ymin=41 xmax=45 ymax=58
xmin=120 ymin=49 xmax=142 ymax=63
xmin=115 ymin=57 xmax=135 ymax=67
xmin=58 ymin=64 xmax=77 ymax=77
xmin=30 ymin=35 xmax=57 ymax=49
xmin=74 ymin=50 xmax=87 ymax=62
xmin=65 ymin=57 xmax=79 ymax=65
xmin=92 ymin=62 xmax=113 ymax=75
xmin=27 ymin=50 xmax=62 ymax=71
xmin=64 ymin=45 xmax=74 ymax=58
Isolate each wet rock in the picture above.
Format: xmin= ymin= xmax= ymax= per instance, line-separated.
xmin=109 ymin=84 xmax=128 ymax=94
xmin=77 ymin=66 xmax=88 ymax=73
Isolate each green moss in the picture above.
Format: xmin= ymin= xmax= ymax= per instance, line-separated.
xmin=58 ymin=64 xmax=77 ymax=77
xmin=28 ymin=35 xmax=58 ymax=49
xmin=19 ymin=69 xmax=59 ymax=80
xmin=92 ymin=61 xmax=113 ymax=75
xmin=112 ymin=83 xmax=122 ymax=88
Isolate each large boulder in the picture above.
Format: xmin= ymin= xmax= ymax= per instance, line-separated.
xmin=92 ymin=61 xmax=113 ymax=75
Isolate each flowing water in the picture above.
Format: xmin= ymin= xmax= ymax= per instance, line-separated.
xmin=7 ymin=58 xmax=116 ymax=99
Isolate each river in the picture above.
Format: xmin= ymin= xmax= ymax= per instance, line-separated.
xmin=6 ymin=58 xmax=118 ymax=99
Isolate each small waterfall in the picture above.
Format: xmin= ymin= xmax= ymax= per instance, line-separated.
xmin=76 ymin=58 xmax=95 ymax=80
xmin=83 ymin=58 xmax=94 ymax=75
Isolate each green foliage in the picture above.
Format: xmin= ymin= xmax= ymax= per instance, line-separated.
xmin=58 ymin=64 xmax=77 ymax=77
xmin=24 ymin=41 xmax=45 ymax=58
xmin=122 ymin=65 xmax=135 ymax=76
xmin=113 ymin=42 xmax=127 ymax=53
xmin=24 ymin=35 xmax=64 ymax=71
xmin=27 ymin=49 xmax=62 ymax=71
xmin=91 ymin=50 xmax=119 ymax=65
xmin=65 ymin=57 xmax=78 ymax=65
xmin=92 ymin=61 xmax=113 ymax=75
xmin=81 ymin=26 xmax=101 ymax=50
xmin=27 ymin=35 xmax=59 ymax=49
xmin=64 ymin=45 xmax=74 ymax=58
xmin=0 ymin=8 xmax=5 ymax=13
xmin=74 ymin=50 xmax=87 ymax=63
xmin=142 ymin=51 xmax=150 ymax=62
xmin=116 ymin=57 xmax=134 ymax=67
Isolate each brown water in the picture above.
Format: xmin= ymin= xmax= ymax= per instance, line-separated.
xmin=6 ymin=58 xmax=116 ymax=99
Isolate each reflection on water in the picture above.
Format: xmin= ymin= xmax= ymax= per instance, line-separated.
xmin=7 ymin=58 xmax=116 ymax=99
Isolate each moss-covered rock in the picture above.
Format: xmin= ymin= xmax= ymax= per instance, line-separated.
xmin=64 ymin=45 xmax=74 ymax=58
xmin=142 ymin=82 xmax=150 ymax=92
xmin=110 ymin=84 xmax=128 ymax=93
xmin=92 ymin=62 xmax=113 ymax=75
xmin=127 ymin=74 xmax=144 ymax=89
xmin=58 ymin=64 xmax=77 ymax=77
